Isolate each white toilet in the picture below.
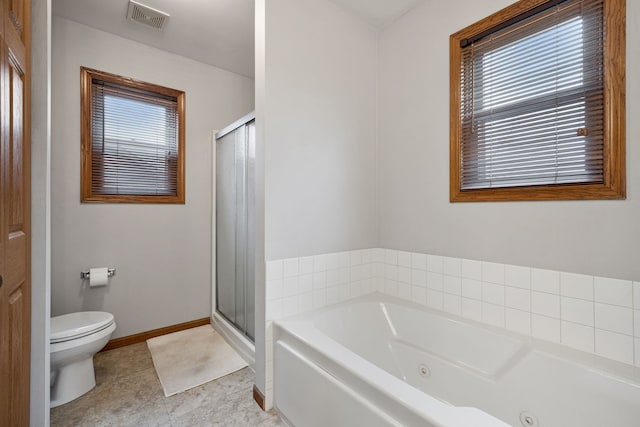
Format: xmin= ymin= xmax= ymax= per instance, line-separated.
xmin=50 ymin=311 xmax=116 ymax=407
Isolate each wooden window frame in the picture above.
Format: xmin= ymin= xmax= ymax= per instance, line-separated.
xmin=80 ymin=67 xmax=186 ymax=204
xmin=449 ymin=0 xmax=625 ymax=202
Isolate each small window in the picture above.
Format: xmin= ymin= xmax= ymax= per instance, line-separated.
xmin=450 ymin=0 xmax=625 ymax=202
xmin=81 ymin=67 xmax=185 ymax=203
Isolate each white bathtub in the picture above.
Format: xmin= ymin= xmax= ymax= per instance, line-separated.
xmin=273 ymin=294 xmax=640 ymax=427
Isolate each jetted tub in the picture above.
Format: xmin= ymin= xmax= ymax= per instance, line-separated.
xmin=273 ymin=294 xmax=640 ymax=427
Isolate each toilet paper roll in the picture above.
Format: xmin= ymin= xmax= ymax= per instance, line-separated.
xmin=89 ymin=267 xmax=109 ymax=287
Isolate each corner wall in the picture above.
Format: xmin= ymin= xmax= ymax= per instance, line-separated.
xmin=263 ymin=0 xmax=378 ymax=261
xmin=257 ymin=0 xmax=378 ymax=407
xmin=377 ymin=0 xmax=640 ymax=281
xmin=51 ymin=17 xmax=255 ymax=338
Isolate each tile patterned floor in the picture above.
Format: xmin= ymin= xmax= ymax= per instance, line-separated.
xmin=51 ymin=342 xmax=285 ymax=427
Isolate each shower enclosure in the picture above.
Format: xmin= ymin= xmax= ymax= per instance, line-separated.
xmin=213 ymin=112 xmax=255 ymax=344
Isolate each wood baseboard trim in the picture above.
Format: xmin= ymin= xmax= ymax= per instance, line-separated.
xmin=253 ymin=384 xmax=266 ymax=410
xmin=101 ymin=317 xmax=211 ymax=352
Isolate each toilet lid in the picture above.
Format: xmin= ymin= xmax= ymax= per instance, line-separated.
xmin=51 ymin=311 xmax=114 ymax=343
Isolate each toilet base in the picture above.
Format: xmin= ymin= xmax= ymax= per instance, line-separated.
xmin=50 ymin=357 xmax=96 ymax=408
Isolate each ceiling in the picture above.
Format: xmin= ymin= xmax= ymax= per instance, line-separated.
xmin=53 ymin=0 xmax=427 ymax=79
xmin=329 ymin=0 xmax=427 ymax=28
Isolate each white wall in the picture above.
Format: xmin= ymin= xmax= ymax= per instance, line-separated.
xmin=263 ymin=0 xmax=378 ymax=261
xmin=377 ymin=0 xmax=640 ymax=281
xmin=31 ymin=0 xmax=51 ymax=424
xmin=51 ymin=17 xmax=255 ymax=338
xmin=256 ymin=0 xmax=378 ymax=407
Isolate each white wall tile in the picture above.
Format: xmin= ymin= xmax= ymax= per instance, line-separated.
xmin=385 ymin=264 xmax=398 ymax=280
xmin=444 ymin=275 xmax=462 ymax=295
xmin=283 ymin=258 xmax=299 ymax=277
xmin=338 ymin=268 xmax=349 ymax=284
xmin=532 ymin=268 xmax=560 ymax=294
xmin=266 ymin=260 xmax=283 ymax=280
xmin=482 ymin=282 xmax=505 ymax=306
xmin=634 ymin=282 xmax=640 ymax=309
xmin=313 ymin=254 xmax=327 ymax=272
xmin=299 ymin=256 xmax=314 ymax=275
xmin=561 ymin=321 xmax=594 ymax=353
xmin=372 ymin=248 xmax=385 ymax=263
xmin=384 ymin=249 xmax=398 ymax=265
xmin=427 ymin=272 xmax=444 ymax=291
xmin=362 ymin=264 xmax=373 ymax=279
xmin=443 ymin=293 xmax=462 ymax=316
xmin=411 ymin=269 xmax=427 ymax=287
xmin=267 ymin=279 xmax=283 ymax=300
xmin=266 ymin=299 xmax=282 ymax=321
xmin=505 ymin=308 xmax=531 ymax=335
xmin=532 ymin=314 xmax=561 ymax=343
xmin=362 ymin=249 xmax=374 ymax=264
xmin=398 ymin=282 xmax=411 ymax=300
xmin=349 ymin=280 xmax=363 ymax=298
xmin=283 ymin=276 xmax=299 ymax=297
xmin=398 ymin=251 xmax=412 ymax=268
xmin=482 ymin=303 xmax=505 ymax=328
xmin=595 ymin=329 xmax=634 ymax=364
xmin=482 ymin=262 xmax=505 ymax=285
xmin=505 ymin=265 xmax=531 ymax=290
xmin=411 ymin=252 xmax=427 ymax=270
xmin=326 ymin=269 xmax=339 ymax=287
xmin=594 ymin=277 xmax=633 ymax=307
xmin=398 ymin=266 xmax=411 ymax=284
xmin=461 ymin=297 xmax=482 ymax=321
xmin=350 ymin=265 xmax=364 ymax=282
xmin=635 ymin=338 xmax=640 ymax=367
xmin=427 ymin=290 xmax=444 ymax=310
xmin=594 ymin=303 xmax=633 ymax=335
xmin=532 ymin=291 xmax=560 ymax=318
xmin=337 ymin=252 xmax=350 ymax=268
xmin=427 ymin=255 xmax=444 ymax=273
xmin=462 ymin=278 xmax=482 ymax=300
xmin=411 ymin=286 xmax=427 ymax=305
xmin=298 ymin=292 xmax=313 ymax=313
xmin=461 ymin=259 xmax=482 ymax=280
xmin=561 ymin=296 xmax=594 ymax=326
xmin=312 ymin=271 xmax=326 ymax=290
xmin=326 ymin=286 xmax=340 ymax=305
xmin=350 ymin=250 xmax=363 ymax=266
xmin=312 ymin=289 xmax=326 ymax=309
xmin=505 ymin=286 xmax=530 ymax=311
xmin=561 ymin=272 xmax=593 ymax=300
xmin=385 ymin=280 xmax=399 ymax=297
xmin=635 ymin=310 xmax=640 ymax=338
xmin=282 ymin=295 xmax=299 ymax=317
xmin=443 ymin=257 xmax=462 ymax=277
xmin=326 ymin=253 xmax=339 ymax=270
xmin=299 ymin=274 xmax=313 ymax=294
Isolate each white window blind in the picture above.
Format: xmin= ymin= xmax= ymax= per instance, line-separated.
xmin=459 ymin=0 xmax=604 ymax=190
xmin=90 ymin=80 xmax=179 ymax=196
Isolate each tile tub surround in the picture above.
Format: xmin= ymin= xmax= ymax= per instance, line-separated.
xmin=265 ymin=249 xmax=640 ymax=373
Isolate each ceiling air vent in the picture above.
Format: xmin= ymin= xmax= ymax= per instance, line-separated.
xmin=127 ymin=0 xmax=170 ymax=30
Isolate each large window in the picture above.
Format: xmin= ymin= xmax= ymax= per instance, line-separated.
xmin=450 ymin=0 xmax=625 ymax=202
xmin=81 ymin=67 xmax=185 ymax=203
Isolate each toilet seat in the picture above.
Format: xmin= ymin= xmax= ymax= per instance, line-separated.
xmin=51 ymin=312 xmax=115 ymax=344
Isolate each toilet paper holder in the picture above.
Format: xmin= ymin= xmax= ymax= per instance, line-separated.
xmin=80 ymin=268 xmax=116 ymax=280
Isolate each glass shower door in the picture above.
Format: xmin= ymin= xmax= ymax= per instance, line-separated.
xmin=215 ymin=117 xmax=255 ymax=342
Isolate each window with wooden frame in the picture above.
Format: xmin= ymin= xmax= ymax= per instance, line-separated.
xmin=81 ymin=67 xmax=185 ymax=203
xmin=450 ymin=0 xmax=625 ymax=202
